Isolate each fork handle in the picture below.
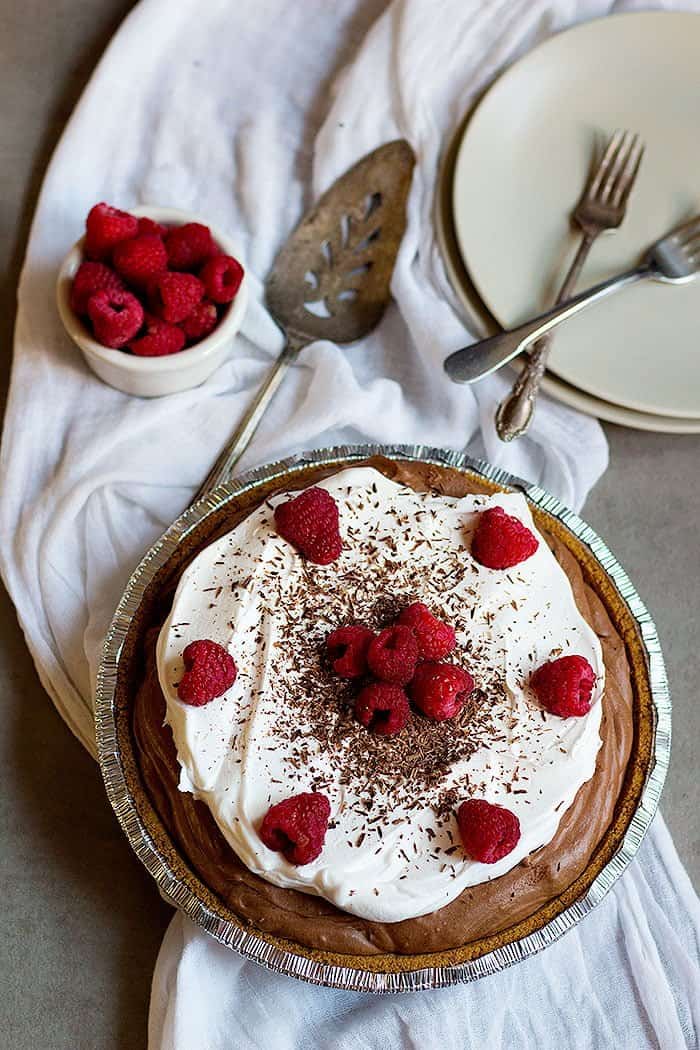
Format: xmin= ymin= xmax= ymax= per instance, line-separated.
xmin=495 ymin=231 xmax=596 ymax=441
xmin=444 ymin=264 xmax=648 ymax=385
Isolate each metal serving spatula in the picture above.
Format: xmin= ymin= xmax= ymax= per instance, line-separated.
xmin=194 ymin=140 xmax=415 ymax=501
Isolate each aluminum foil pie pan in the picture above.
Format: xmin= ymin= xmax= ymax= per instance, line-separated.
xmin=95 ymin=443 xmax=670 ymax=991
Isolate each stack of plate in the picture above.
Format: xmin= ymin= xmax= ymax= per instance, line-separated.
xmin=436 ymin=11 xmax=700 ymax=433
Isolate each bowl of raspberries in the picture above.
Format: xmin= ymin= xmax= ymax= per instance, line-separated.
xmin=57 ymin=203 xmax=248 ymax=397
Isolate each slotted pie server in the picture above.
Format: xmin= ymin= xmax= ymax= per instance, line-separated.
xmin=195 ymin=141 xmax=415 ymax=501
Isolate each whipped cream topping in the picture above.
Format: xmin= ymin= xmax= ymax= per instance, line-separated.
xmin=156 ymin=467 xmax=604 ymax=923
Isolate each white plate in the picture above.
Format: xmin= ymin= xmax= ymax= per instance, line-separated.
xmin=452 ymin=11 xmax=700 ymax=420
xmin=435 ymin=120 xmax=700 ymax=434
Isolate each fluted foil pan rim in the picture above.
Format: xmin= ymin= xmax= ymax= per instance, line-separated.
xmin=95 ymin=443 xmax=670 ymax=991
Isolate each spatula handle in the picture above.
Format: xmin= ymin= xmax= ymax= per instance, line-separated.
xmin=193 ymin=336 xmax=301 ymax=503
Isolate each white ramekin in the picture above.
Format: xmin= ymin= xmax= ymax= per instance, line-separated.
xmin=56 ymin=205 xmax=249 ymax=397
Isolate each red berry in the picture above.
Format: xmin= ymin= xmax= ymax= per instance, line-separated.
xmin=70 ymin=261 xmax=125 ymax=315
xmin=86 ymin=288 xmax=144 ymax=348
xmin=180 ymin=301 xmax=219 ymax=342
xmin=177 ymin=639 xmax=237 ymax=707
xmin=274 ymin=487 xmax=342 ymax=565
xmin=367 ymin=625 xmax=419 ymax=685
xmin=165 ymin=222 xmax=217 ymax=270
xmin=150 ymin=271 xmax=204 ymax=324
xmin=84 ymin=202 xmax=138 ymax=261
xmin=199 ymin=254 xmax=244 ymax=303
xmin=129 ymin=314 xmax=185 ymax=357
xmin=398 ymin=602 xmax=456 ymax=660
xmin=354 ymin=682 xmax=410 ymax=736
xmin=457 ymin=799 xmax=521 ymax=863
xmin=531 ymin=654 xmax=595 ymax=718
xmin=137 ymin=216 xmax=168 ymax=237
xmin=112 ymin=233 xmax=168 ymax=287
xmin=326 ymin=625 xmax=375 ymax=678
xmin=259 ymin=792 xmax=331 ymax=865
xmin=471 ymin=506 xmax=539 ymax=570
xmin=410 ymin=661 xmax=474 ymax=720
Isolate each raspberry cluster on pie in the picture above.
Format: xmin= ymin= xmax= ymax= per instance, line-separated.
xmin=130 ymin=457 xmax=637 ymax=960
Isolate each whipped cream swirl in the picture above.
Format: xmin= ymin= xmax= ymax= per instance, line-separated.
xmin=157 ymin=467 xmax=604 ymax=923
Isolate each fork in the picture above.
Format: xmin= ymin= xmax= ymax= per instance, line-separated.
xmin=494 ymin=129 xmax=644 ymax=441
xmin=443 ymin=214 xmax=700 ymax=384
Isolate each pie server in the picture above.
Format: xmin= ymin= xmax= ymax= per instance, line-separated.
xmin=195 ymin=140 xmax=415 ymax=501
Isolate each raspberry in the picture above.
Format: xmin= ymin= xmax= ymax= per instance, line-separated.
xmin=326 ymin=625 xmax=375 ymax=678
xmin=150 ymin=271 xmax=204 ymax=324
xmin=112 ymin=233 xmax=168 ymax=287
xmin=354 ymin=682 xmax=410 ymax=736
xmin=457 ymin=799 xmax=521 ymax=864
xmin=165 ymin=222 xmax=217 ymax=270
xmin=398 ymin=602 xmax=456 ymax=660
xmin=259 ymin=792 xmax=331 ymax=865
xmin=84 ymin=202 xmax=138 ymax=261
xmin=366 ymin=625 xmax=419 ymax=685
xmin=177 ymin=639 xmax=237 ymax=707
xmin=199 ymin=254 xmax=244 ymax=303
xmin=531 ymin=654 xmax=595 ymax=718
xmin=129 ymin=314 xmax=185 ymax=357
xmin=87 ymin=288 xmax=144 ymax=348
xmin=410 ymin=661 xmax=474 ymax=720
xmin=70 ymin=261 xmax=125 ymax=316
xmin=274 ymin=487 xmax=342 ymax=565
xmin=471 ymin=506 xmax=539 ymax=570
xmin=137 ymin=216 xmax=168 ymax=237
xmin=180 ymin=301 xmax=219 ymax=342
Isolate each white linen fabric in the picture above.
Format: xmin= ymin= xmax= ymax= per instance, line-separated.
xmin=0 ymin=0 xmax=698 ymax=1047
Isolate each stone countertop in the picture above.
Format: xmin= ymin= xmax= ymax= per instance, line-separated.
xmin=1 ymin=3 xmax=697 ymax=1047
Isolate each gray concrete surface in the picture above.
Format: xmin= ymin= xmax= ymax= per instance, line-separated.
xmin=0 ymin=3 xmax=698 ymax=1048
xmin=0 ymin=5 xmax=171 ymax=1050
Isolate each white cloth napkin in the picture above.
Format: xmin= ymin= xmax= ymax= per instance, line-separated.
xmin=0 ymin=0 xmax=698 ymax=1047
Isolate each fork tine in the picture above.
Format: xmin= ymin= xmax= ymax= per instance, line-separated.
xmin=681 ymin=234 xmax=700 ymax=256
xmin=599 ymin=129 xmax=636 ymax=203
xmin=610 ymin=136 xmax=644 ymax=208
xmin=682 ymin=223 xmax=700 ymax=243
xmin=586 ymin=129 xmax=625 ymax=199
xmin=673 ymin=217 xmax=700 ymax=246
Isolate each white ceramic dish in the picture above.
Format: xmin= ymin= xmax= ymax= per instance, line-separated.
xmin=56 ymin=205 xmax=249 ymax=398
xmin=434 ymin=146 xmax=700 ymax=434
xmin=451 ymin=11 xmax=700 ymax=421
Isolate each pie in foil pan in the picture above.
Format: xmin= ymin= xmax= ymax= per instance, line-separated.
xmin=95 ymin=444 xmax=670 ymax=991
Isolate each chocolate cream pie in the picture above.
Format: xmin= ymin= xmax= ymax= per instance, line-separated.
xmin=124 ymin=456 xmax=653 ymax=969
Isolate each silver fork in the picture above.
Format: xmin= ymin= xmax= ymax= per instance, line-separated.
xmin=494 ymin=129 xmax=644 ymax=441
xmin=444 ymin=214 xmax=700 ymax=385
